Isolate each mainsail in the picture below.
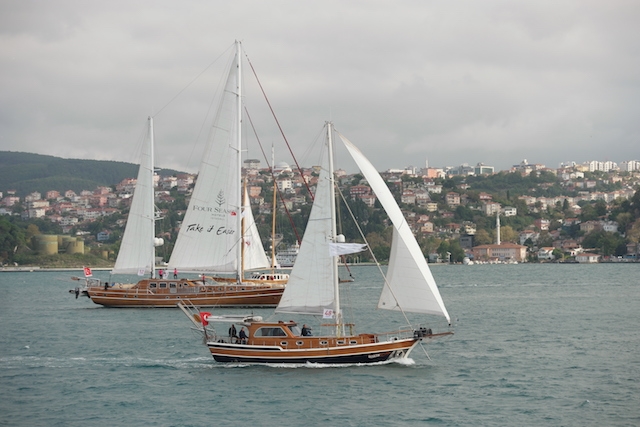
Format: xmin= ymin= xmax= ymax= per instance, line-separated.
xmin=112 ymin=116 xmax=156 ymax=276
xmin=274 ymin=145 xmax=336 ymax=315
xmin=168 ymin=45 xmax=243 ymax=273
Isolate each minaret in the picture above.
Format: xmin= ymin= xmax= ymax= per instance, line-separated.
xmin=496 ymin=210 xmax=501 ymax=245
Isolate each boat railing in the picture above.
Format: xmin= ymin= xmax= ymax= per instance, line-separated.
xmin=374 ymin=324 xmax=438 ymax=342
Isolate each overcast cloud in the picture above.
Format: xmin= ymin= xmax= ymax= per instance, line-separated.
xmin=1 ymin=0 xmax=639 ymax=174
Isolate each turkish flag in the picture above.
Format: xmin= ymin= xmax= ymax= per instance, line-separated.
xmin=199 ymin=312 xmax=211 ymax=326
xmin=83 ymin=266 xmax=92 ymax=277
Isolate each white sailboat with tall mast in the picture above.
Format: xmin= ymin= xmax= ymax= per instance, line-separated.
xmin=74 ymin=42 xmax=285 ymax=307
xmin=179 ymin=122 xmax=453 ymax=363
xmin=166 ymin=40 xmax=287 ymax=286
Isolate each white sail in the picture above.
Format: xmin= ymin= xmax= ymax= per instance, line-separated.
xmin=338 ymin=133 xmax=451 ymax=324
xmin=275 ymin=146 xmax=336 ymax=315
xmin=112 ymin=117 xmax=156 ymax=276
xmin=242 ymin=188 xmax=270 ymax=270
xmin=168 ymin=46 xmax=241 ymax=273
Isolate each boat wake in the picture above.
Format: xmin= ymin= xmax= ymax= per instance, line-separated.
xmin=246 ymin=358 xmax=418 ymax=369
xmin=0 ymin=355 xmax=214 ymax=370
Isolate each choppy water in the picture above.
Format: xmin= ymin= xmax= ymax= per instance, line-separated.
xmin=1 ymin=264 xmax=639 ymax=426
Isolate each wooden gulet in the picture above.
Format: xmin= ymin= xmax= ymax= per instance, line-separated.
xmin=72 ymin=45 xmax=287 ymax=307
xmin=180 ymin=301 xmax=450 ymax=363
xmin=179 ymin=112 xmax=453 ymax=364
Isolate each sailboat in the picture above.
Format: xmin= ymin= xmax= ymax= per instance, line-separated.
xmin=74 ymin=42 xmax=285 ymax=307
xmin=178 ymin=122 xmax=453 ymax=363
xmin=166 ymin=40 xmax=288 ymax=294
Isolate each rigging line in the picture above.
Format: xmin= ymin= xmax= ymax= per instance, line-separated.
xmin=152 ymin=45 xmax=233 ymax=118
xmin=244 ymin=107 xmax=303 ymax=245
xmin=336 ymin=180 xmax=413 ymax=328
xmin=419 ymin=342 xmax=432 ymax=361
xmin=244 ymin=50 xmax=315 ymax=200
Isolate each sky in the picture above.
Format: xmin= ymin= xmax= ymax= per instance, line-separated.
xmin=1 ymin=0 xmax=639 ymax=175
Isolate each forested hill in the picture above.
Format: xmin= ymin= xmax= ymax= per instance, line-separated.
xmin=0 ymin=151 xmax=182 ymax=196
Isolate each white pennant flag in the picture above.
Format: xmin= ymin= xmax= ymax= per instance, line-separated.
xmin=328 ymin=242 xmax=367 ymax=257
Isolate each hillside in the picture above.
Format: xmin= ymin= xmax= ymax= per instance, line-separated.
xmin=0 ymin=151 xmax=182 ymax=196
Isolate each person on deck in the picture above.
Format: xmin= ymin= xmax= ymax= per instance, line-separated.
xmin=238 ymin=328 xmax=248 ymax=344
xmin=229 ymin=324 xmax=238 ymax=342
xmin=301 ymin=324 xmax=312 ymax=336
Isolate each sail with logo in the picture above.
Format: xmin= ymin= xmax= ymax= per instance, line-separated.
xmin=168 ymin=41 xmax=288 ymax=289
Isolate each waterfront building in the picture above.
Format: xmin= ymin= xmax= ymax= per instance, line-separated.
xmin=472 ymin=243 xmax=527 ymax=262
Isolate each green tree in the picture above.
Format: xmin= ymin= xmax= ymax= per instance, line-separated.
xmin=474 ymin=229 xmax=492 ymax=246
xmin=499 ymin=225 xmax=518 ymax=243
xmin=0 ymin=217 xmax=27 ymax=264
xmin=552 ymin=248 xmax=564 ymax=261
xmin=448 ymin=240 xmax=466 ymax=263
xmin=437 ymin=240 xmax=449 ymax=261
xmin=582 ymin=230 xmax=626 ymax=256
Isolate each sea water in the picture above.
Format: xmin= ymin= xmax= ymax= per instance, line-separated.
xmin=0 ymin=264 xmax=638 ymax=426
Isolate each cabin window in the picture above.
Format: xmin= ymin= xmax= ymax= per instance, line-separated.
xmin=349 ymin=340 xmax=358 ymax=345
xmin=255 ymin=327 xmax=287 ymax=337
xmin=280 ymin=341 xmax=288 ymax=346
xmin=296 ymin=341 xmax=304 ymax=346
xmin=287 ymin=325 xmax=301 ymax=336
xmin=149 ymin=283 xmax=157 ymax=288
xmin=320 ymin=340 xmax=328 ymax=346
xmin=337 ymin=340 xmax=345 ymax=345
xmin=169 ymin=283 xmax=176 ymax=289
xmin=159 ymin=283 xmax=167 ymax=289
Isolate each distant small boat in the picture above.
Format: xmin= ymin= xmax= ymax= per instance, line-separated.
xmin=275 ymin=243 xmax=299 ymax=268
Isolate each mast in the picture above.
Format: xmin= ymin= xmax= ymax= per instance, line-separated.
xmin=235 ymin=40 xmax=243 ymax=282
xmin=496 ymin=210 xmax=501 ymax=245
xmin=149 ymin=116 xmax=156 ymax=279
xmin=327 ymin=122 xmax=342 ymax=336
xmin=271 ymin=145 xmax=277 ymax=269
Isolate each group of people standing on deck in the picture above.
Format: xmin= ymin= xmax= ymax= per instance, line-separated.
xmin=156 ymin=268 xmax=178 ymax=279
xmin=228 ymin=324 xmax=248 ymax=344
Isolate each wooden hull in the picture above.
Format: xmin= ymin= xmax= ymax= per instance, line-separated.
xmin=85 ymin=279 xmax=284 ymax=308
xmin=206 ymin=336 xmax=421 ymax=364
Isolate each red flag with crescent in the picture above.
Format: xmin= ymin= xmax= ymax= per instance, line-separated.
xmin=199 ymin=312 xmax=211 ymax=326
xmin=83 ymin=266 xmax=92 ymax=277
